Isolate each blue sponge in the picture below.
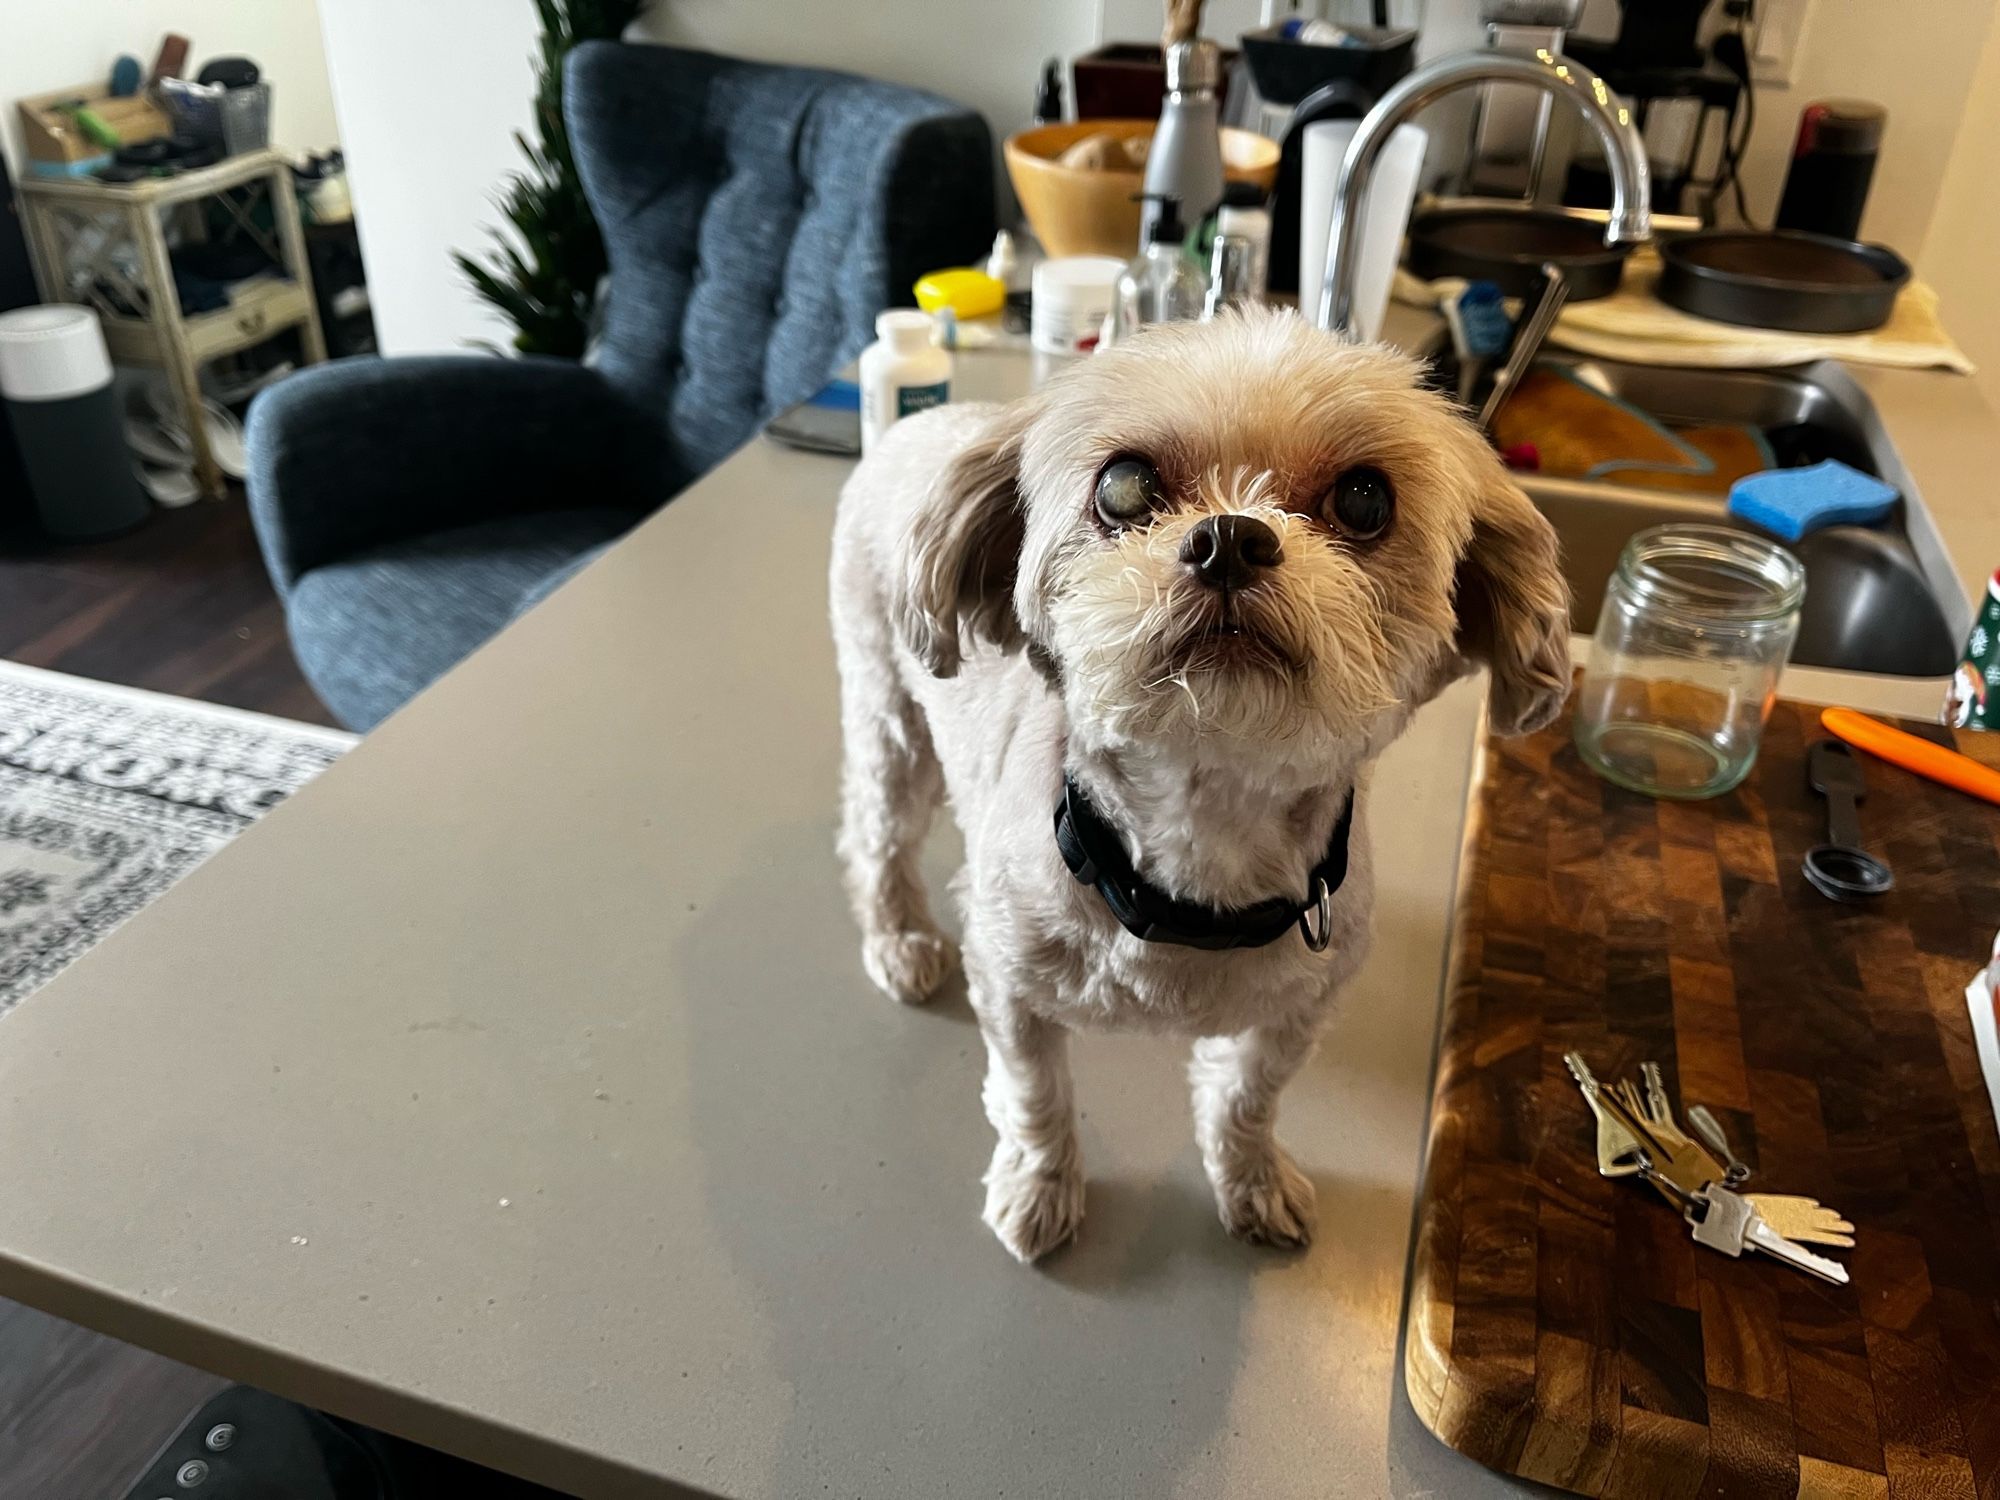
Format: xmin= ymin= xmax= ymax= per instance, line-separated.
xmin=1727 ymin=460 xmax=1898 ymax=543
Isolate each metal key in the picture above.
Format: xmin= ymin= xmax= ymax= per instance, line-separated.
xmin=1590 ymin=1082 xmax=1685 ymax=1180
xmin=1687 ymin=1184 xmax=1850 ymax=1285
xmin=1686 ymin=1104 xmax=1752 ymax=1187
xmin=1581 ymin=1083 xmax=1697 ymax=1212
xmin=1630 ymin=1065 xmax=1728 ymax=1194
xmin=1642 ymin=1061 xmax=1677 ymax=1133
xmin=1745 ymin=1193 xmax=1855 ymax=1248
xmin=1640 ymin=1063 xmax=1713 ymax=1159
xmin=1606 ymin=1078 xmax=1722 ymax=1202
xmin=1563 ymin=1052 xmax=1643 ymax=1177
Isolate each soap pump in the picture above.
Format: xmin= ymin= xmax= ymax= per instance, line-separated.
xmin=1109 ymin=194 xmax=1208 ymax=344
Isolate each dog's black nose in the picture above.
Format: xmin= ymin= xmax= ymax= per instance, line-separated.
xmin=1180 ymin=514 xmax=1283 ymax=591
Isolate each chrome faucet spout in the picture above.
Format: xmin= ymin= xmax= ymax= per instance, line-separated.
xmin=1316 ymin=49 xmax=1651 ymax=337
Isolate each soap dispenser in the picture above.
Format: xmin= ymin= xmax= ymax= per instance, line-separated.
xmin=1110 ymin=195 xmax=1208 ymax=344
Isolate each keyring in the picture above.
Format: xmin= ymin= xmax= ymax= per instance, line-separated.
xmin=1298 ymin=876 xmax=1334 ymax=953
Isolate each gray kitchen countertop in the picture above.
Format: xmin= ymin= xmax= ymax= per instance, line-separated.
xmin=1 ymin=330 xmax=1984 ymax=1497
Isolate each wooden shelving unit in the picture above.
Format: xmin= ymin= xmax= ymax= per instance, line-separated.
xmin=16 ymin=149 xmax=327 ymax=498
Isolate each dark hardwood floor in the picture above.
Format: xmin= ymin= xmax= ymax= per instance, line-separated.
xmin=0 ymin=1304 xmax=225 ymax=1500
xmin=0 ymin=494 xmax=331 ymax=1498
xmin=0 ymin=491 xmax=336 ymax=726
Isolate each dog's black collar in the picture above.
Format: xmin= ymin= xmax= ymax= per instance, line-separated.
xmin=1053 ymin=775 xmax=1354 ymax=952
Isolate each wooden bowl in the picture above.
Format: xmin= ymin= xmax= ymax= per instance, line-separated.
xmin=1003 ymin=119 xmax=1281 ymax=259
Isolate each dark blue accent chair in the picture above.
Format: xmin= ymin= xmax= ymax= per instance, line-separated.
xmin=247 ymin=41 xmax=994 ymax=729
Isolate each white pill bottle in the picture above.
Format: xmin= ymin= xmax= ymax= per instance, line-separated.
xmin=859 ymin=310 xmax=951 ymax=455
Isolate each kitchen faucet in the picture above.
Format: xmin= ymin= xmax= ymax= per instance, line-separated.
xmin=1316 ymin=49 xmax=1652 ymax=337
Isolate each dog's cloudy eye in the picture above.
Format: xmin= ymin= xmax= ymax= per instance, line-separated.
xmin=1094 ymin=458 xmax=1163 ymax=527
xmin=1325 ymin=466 xmax=1394 ymax=539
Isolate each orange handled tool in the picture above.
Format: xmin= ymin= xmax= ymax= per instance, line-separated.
xmin=1820 ymin=707 xmax=2000 ymax=807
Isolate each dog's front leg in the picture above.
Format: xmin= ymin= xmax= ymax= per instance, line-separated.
xmin=974 ymin=999 xmax=1084 ymax=1263
xmin=1190 ymin=1016 xmax=1319 ymax=1247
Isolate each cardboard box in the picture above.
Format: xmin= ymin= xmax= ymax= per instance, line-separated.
xmin=17 ymin=83 xmax=170 ymax=174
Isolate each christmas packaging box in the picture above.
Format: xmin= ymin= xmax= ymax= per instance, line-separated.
xmin=1946 ymin=569 xmax=2000 ymax=731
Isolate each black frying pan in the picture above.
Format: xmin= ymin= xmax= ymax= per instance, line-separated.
xmin=1657 ymin=229 xmax=1910 ymax=333
xmin=1404 ymin=206 xmax=1631 ymax=301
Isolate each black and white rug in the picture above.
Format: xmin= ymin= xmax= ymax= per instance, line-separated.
xmin=0 ymin=660 xmax=354 ymax=1012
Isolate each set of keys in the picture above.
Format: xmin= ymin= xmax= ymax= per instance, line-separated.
xmin=1564 ymin=1053 xmax=1853 ymax=1285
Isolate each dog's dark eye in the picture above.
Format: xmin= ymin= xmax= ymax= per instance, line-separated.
xmin=1094 ymin=458 xmax=1163 ymax=528
xmin=1323 ymin=466 xmax=1394 ymax=540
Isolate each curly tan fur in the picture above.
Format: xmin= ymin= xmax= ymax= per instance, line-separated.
xmin=830 ymin=309 xmax=1568 ymax=1263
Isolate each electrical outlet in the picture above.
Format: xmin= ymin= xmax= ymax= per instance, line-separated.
xmin=1750 ymin=0 xmax=1810 ymax=85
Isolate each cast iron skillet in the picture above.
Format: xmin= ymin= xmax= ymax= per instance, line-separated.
xmin=1404 ymin=206 xmax=1631 ymax=301
xmin=1657 ymin=229 xmax=1910 ymax=333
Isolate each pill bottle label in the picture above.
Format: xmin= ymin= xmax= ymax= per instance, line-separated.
xmin=897 ymin=381 xmax=949 ymax=419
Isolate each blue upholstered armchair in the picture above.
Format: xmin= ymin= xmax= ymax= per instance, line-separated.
xmin=247 ymin=41 xmax=994 ymax=729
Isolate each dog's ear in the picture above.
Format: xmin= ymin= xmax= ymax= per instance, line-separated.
xmin=896 ymin=403 xmax=1032 ymax=677
xmin=1452 ymin=467 xmax=1571 ymax=736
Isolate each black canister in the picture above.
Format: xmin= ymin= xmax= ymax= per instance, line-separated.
xmin=1775 ymin=99 xmax=1886 ymax=241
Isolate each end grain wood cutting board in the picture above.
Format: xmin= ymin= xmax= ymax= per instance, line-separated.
xmin=1407 ymin=698 xmax=2000 ymax=1499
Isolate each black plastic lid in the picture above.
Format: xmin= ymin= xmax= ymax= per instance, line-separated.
xmin=1143 ymin=192 xmax=1186 ymax=244
xmin=1802 ymin=99 xmax=1886 ymax=154
xmin=1222 ymin=180 xmax=1267 ymax=209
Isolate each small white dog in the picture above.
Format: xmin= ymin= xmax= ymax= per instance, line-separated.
xmin=830 ymin=309 xmax=1568 ymax=1262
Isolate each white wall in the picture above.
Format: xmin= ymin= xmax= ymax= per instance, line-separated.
xmin=636 ymin=0 xmax=1097 ymax=151
xmin=325 ymin=0 xmax=1098 ymax=356
xmin=318 ymin=0 xmax=536 ymax=354
xmin=1732 ymin=0 xmax=1996 ymax=255
xmin=2 ymin=0 xmax=340 ymax=176
xmin=1920 ymin=7 xmax=2000 ymax=411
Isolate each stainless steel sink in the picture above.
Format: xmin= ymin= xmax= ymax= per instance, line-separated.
xmin=1502 ymin=355 xmax=1968 ymax=677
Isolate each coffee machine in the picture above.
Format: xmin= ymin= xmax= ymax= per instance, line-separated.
xmin=1564 ymin=0 xmax=1749 ymax=217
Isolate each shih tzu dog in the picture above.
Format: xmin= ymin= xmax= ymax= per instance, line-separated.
xmin=829 ymin=308 xmax=1568 ymax=1263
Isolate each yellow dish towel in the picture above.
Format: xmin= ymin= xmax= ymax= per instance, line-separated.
xmin=1394 ymin=246 xmax=1975 ymax=374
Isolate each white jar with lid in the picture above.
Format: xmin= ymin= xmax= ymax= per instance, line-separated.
xmin=1030 ymin=256 xmax=1126 ymax=356
xmin=859 ymin=310 xmax=951 ymax=454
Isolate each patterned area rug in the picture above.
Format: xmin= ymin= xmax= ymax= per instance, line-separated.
xmin=0 ymin=660 xmax=354 ymax=1011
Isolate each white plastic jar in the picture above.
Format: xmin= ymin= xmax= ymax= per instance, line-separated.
xmin=1030 ymin=256 xmax=1125 ymax=356
xmin=859 ymin=310 xmax=951 ymax=454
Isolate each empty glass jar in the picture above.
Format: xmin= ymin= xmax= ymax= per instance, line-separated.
xmin=1574 ymin=525 xmax=1806 ymax=799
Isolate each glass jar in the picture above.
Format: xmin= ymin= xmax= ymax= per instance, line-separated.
xmin=1574 ymin=525 xmax=1805 ymax=799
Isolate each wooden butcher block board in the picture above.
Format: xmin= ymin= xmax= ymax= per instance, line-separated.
xmin=1406 ymin=697 xmax=2000 ymax=1499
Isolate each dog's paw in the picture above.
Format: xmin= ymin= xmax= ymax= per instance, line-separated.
xmin=983 ymin=1149 xmax=1085 ymax=1263
xmin=860 ymin=928 xmax=957 ymax=1006
xmin=1212 ymin=1145 xmax=1317 ymax=1249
